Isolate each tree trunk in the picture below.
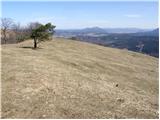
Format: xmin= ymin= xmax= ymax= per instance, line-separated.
xmin=2 ymin=29 xmax=7 ymax=44
xmin=34 ymin=38 xmax=37 ymax=48
xmin=4 ymin=33 xmax=6 ymax=44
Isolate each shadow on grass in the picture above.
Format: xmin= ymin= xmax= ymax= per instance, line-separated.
xmin=19 ymin=46 xmax=43 ymax=50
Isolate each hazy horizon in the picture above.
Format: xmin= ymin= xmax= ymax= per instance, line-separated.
xmin=54 ymin=25 xmax=158 ymax=30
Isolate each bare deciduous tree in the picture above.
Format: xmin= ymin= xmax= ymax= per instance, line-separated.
xmin=27 ymin=22 xmax=41 ymax=34
xmin=12 ymin=22 xmax=22 ymax=42
xmin=1 ymin=18 xmax=14 ymax=44
xmin=13 ymin=22 xmax=20 ymax=33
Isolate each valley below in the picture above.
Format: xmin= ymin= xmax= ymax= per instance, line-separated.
xmin=55 ymin=28 xmax=159 ymax=57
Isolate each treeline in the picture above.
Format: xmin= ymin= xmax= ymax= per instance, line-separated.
xmin=1 ymin=18 xmax=46 ymax=44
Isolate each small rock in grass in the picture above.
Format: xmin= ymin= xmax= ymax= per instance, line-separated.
xmin=117 ymin=98 xmax=125 ymax=103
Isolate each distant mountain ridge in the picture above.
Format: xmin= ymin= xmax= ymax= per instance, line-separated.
xmin=132 ymin=28 xmax=159 ymax=37
xmin=81 ymin=27 xmax=106 ymax=33
xmin=104 ymin=28 xmax=151 ymax=33
xmin=56 ymin=27 xmax=154 ymax=34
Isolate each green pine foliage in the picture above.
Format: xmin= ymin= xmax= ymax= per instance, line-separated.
xmin=31 ymin=23 xmax=56 ymax=48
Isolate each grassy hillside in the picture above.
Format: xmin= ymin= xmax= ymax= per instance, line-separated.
xmin=1 ymin=38 xmax=159 ymax=118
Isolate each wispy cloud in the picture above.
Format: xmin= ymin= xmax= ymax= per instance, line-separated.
xmin=124 ymin=14 xmax=141 ymax=18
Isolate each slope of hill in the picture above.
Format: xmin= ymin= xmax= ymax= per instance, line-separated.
xmin=1 ymin=38 xmax=159 ymax=118
xmin=76 ymin=34 xmax=159 ymax=57
xmin=55 ymin=28 xmax=159 ymax=57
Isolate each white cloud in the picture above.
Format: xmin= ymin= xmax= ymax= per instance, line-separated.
xmin=124 ymin=14 xmax=141 ymax=18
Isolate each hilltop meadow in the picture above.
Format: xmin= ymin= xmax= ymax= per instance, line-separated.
xmin=1 ymin=38 xmax=158 ymax=118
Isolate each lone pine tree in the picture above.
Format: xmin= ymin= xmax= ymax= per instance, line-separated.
xmin=31 ymin=23 xmax=56 ymax=48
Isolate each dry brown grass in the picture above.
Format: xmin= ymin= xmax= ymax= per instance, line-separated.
xmin=1 ymin=38 xmax=159 ymax=118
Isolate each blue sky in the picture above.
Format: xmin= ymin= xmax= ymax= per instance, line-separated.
xmin=1 ymin=1 xmax=158 ymax=29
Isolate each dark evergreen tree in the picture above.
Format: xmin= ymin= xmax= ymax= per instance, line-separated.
xmin=31 ymin=23 xmax=56 ymax=48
